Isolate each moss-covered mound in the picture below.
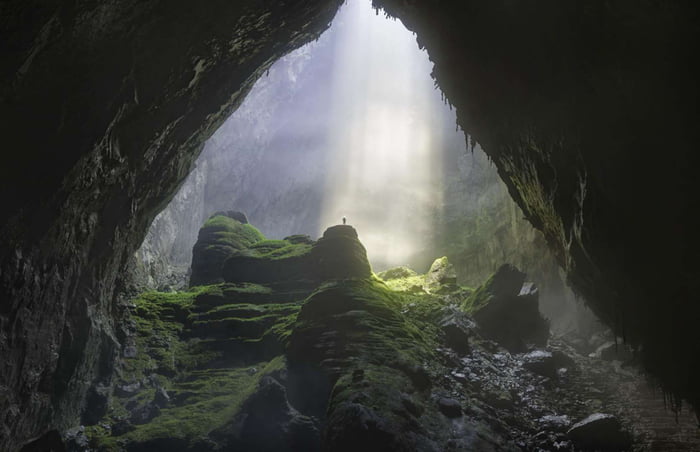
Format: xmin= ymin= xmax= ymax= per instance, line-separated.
xmin=462 ymin=264 xmax=550 ymax=352
xmin=189 ymin=213 xmax=265 ymax=286
xmin=86 ymin=225 xmax=569 ymax=451
xmin=222 ymin=224 xmax=371 ymax=283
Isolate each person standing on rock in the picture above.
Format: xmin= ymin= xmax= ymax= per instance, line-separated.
xmin=342 ymin=216 xmax=347 ymax=225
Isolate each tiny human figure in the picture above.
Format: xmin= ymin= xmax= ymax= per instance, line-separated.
xmin=342 ymin=216 xmax=347 ymax=225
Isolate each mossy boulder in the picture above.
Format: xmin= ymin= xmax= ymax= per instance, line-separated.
xmin=189 ymin=213 xmax=264 ymax=286
xmin=462 ymin=264 xmax=549 ymax=352
xmin=222 ymin=225 xmax=371 ymax=284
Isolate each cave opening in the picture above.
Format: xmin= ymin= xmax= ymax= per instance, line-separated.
xmin=137 ymin=0 xmax=585 ymax=333
xmin=4 ymin=0 xmax=700 ymax=450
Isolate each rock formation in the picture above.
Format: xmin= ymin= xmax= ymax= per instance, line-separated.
xmin=2 ymin=0 xmax=699 ymax=448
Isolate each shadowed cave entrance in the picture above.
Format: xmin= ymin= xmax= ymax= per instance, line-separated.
xmin=4 ymin=0 xmax=700 ymax=451
xmin=80 ymin=1 xmax=700 ymax=451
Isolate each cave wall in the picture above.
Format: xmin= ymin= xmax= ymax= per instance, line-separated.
xmin=374 ymin=0 xmax=700 ymax=408
xmin=1 ymin=0 xmax=699 ymax=448
xmin=0 ymin=1 xmax=342 ymax=448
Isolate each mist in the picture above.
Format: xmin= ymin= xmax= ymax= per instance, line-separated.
xmin=197 ymin=0 xmax=464 ymax=271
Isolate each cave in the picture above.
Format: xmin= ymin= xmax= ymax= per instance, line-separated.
xmin=1 ymin=0 xmax=699 ymax=451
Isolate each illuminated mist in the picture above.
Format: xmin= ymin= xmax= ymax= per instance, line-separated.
xmin=161 ymin=0 xmax=466 ymax=271
xmin=319 ymin=0 xmax=451 ymax=268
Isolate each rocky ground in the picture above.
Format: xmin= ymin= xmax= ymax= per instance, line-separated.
xmin=56 ymin=213 xmax=699 ymax=451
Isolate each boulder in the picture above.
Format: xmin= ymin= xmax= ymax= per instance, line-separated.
xmin=462 ymin=264 xmax=550 ymax=352
xmin=425 ymin=257 xmax=457 ymax=291
xmin=378 ymin=266 xmax=418 ymax=280
xmin=438 ymin=397 xmax=462 ymax=418
xmin=522 ymin=350 xmax=557 ymax=379
xmin=566 ymin=413 xmax=631 ymax=451
xmin=189 ymin=213 xmax=264 ymax=286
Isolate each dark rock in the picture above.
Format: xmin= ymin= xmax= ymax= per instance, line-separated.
xmin=63 ymin=426 xmax=90 ymax=451
xmin=537 ymin=414 xmax=571 ymax=433
xmin=115 ymin=382 xmax=141 ymax=397
xmin=393 ymin=360 xmax=432 ymax=391
xmin=153 ymin=387 xmax=170 ymax=408
xmin=401 ymin=393 xmax=424 ymax=417
xmin=566 ymin=413 xmax=631 ymax=451
xmin=189 ymin=214 xmax=264 ymax=286
xmin=440 ymin=315 xmax=472 ymax=355
xmin=130 ymin=402 xmax=161 ymax=425
xmin=215 ymin=376 xmax=320 ymax=452
xmin=438 ymin=397 xmax=462 ymax=418
xmin=82 ymin=383 xmax=110 ymax=425
xmin=352 ymin=369 xmax=365 ymax=383
xmin=463 ymin=265 xmax=549 ymax=352
xmin=324 ymin=402 xmax=398 ymax=452
xmin=595 ymin=342 xmax=635 ymax=362
xmin=123 ymin=345 xmax=138 ymax=358
xmin=312 ymin=226 xmax=372 ymax=281
xmin=111 ymin=420 xmax=135 ymax=436
xmin=19 ymin=430 xmax=66 ymax=452
xmin=522 ymin=350 xmax=557 ymax=378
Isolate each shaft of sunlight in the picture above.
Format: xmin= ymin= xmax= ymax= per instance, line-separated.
xmin=320 ymin=0 xmax=447 ymax=270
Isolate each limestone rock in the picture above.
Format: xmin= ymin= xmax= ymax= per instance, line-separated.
xmin=189 ymin=214 xmax=264 ymax=286
xmin=378 ymin=266 xmax=418 ymax=280
xmin=566 ymin=413 xmax=631 ymax=451
xmin=462 ymin=264 xmax=550 ymax=352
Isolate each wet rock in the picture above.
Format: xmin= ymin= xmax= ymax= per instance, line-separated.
xmin=440 ymin=315 xmax=472 ymax=355
xmin=522 ymin=350 xmax=557 ymax=378
xmin=537 ymin=414 xmax=571 ymax=432
xmin=566 ymin=413 xmax=631 ymax=451
xmin=462 ymin=265 xmax=549 ymax=352
xmin=438 ymin=397 xmax=463 ymax=418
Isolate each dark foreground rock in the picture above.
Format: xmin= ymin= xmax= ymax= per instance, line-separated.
xmin=567 ymin=413 xmax=632 ymax=451
xmin=189 ymin=213 xmax=264 ymax=286
xmin=462 ymin=264 xmax=549 ymax=352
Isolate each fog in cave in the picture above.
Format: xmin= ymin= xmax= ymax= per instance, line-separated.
xmin=200 ymin=0 xmax=457 ymax=269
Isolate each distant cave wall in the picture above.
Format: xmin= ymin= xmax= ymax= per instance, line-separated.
xmin=0 ymin=1 xmax=342 ymax=448
xmin=375 ymin=0 xmax=700 ymax=408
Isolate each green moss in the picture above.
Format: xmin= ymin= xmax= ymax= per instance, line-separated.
xmin=382 ymin=274 xmax=427 ymax=293
xmin=122 ymin=358 xmax=285 ymax=445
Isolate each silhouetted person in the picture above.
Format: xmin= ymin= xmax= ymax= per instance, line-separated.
xmin=342 ymin=216 xmax=347 ymax=225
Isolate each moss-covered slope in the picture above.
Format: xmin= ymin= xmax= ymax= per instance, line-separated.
xmin=189 ymin=212 xmax=265 ymax=286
